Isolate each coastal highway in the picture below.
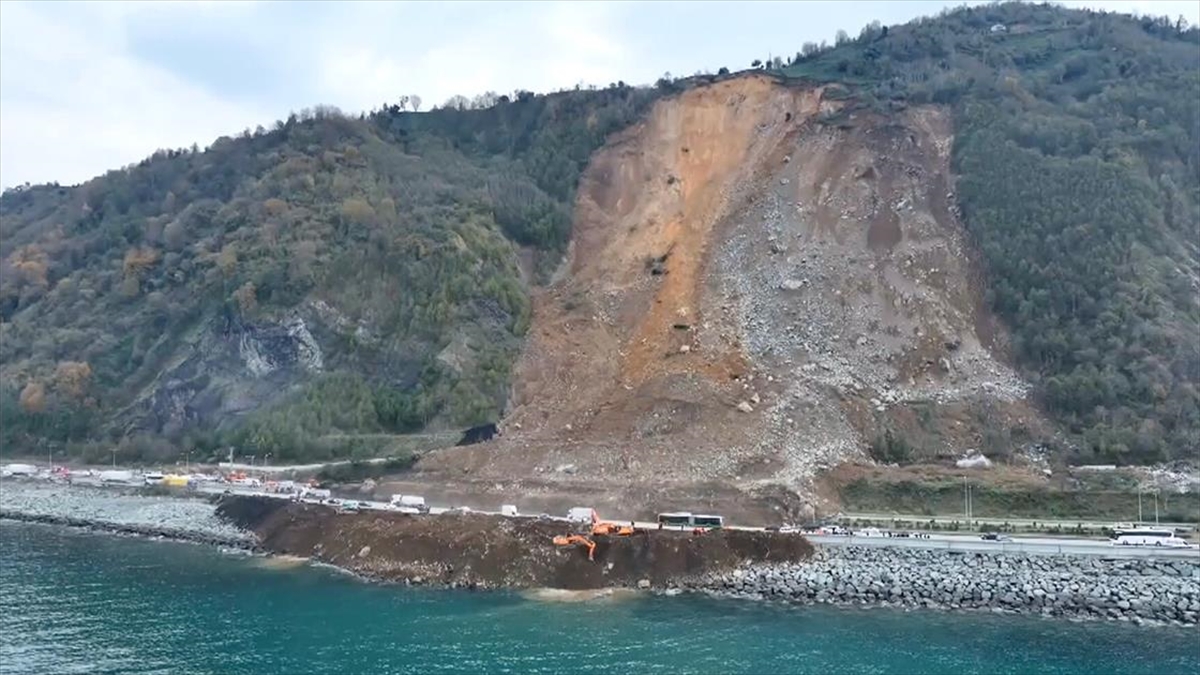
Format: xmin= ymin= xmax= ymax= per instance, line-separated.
xmin=804 ymin=532 xmax=1200 ymax=559
xmin=841 ymin=512 xmax=1197 ymax=533
xmin=194 ymin=484 xmax=1199 ymax=560
xmin=50 ymin=477 xmax=1200 ymax=560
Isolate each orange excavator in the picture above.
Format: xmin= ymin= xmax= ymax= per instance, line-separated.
xmin=588 ymin=511 xmax=639 ymax=537
xmin=552 ymin=534 xmax=596 ymax=561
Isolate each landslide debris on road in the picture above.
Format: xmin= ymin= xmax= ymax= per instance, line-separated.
xmin=216 ymin=495 xmax=813 ymax=590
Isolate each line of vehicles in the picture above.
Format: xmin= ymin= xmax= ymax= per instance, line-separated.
xmin=5 ymin=463 xmax=1196 ymax=550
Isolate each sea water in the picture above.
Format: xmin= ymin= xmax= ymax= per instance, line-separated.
xmin=1 ymin=521 xmax=1197 ymax=675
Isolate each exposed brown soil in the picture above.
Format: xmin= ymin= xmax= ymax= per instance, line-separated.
xmin=414 ymin=73 xmax=1054 ymax=518
xmin=216 ymin=495 xmax=813 ymax=590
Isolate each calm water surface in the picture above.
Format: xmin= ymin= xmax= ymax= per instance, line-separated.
xmin=1 ymin=521 xmax=1197 ymax=675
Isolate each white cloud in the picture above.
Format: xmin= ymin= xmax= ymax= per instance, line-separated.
xmin=0 ymin=1 xmax=268 ymax=188
xmin=310 ymin=1 xmax=635 ymax=114
xmin=1 ymin=0 xmax=1196 ymax=189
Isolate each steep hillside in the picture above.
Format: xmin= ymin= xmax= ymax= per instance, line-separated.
xmin=419 ymin=74 xmax=1041 ymax=487
xmin=1 ymin=2 xmax=1195 ymax=484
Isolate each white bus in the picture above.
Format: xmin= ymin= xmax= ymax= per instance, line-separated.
xmin=1111 ymin=528 xmax=1191 ymax=548
xmin=656 ymin=512 xmax=724 ymax=529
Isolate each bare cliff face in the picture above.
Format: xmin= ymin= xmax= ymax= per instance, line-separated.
xmin=418 ymin=74 xmax=1048 ymax=497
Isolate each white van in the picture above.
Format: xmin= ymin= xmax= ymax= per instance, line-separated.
xmin=500 ymin=504 xmax=519 ymax=517
xmin=567 ymin=507 xmax=597 ymax=523
xmin=143 ymin=472 xmax=165 ymax=485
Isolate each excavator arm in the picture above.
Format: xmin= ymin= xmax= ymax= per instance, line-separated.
xmin=552 ymin=534 xmax=596 ymax=561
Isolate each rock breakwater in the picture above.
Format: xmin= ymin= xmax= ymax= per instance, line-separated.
xmin=0 ymin=480 xmax=254 ymax=548
xmin=700 ymin=546 xmax=1200 ymax=626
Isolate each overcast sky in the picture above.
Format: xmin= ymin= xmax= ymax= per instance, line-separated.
xmin=1 ymin=0 xmax=1196 ymax=189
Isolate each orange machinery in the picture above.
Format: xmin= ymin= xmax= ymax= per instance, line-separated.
xmin=588 ymin=510 xmax=638 ymax=537
xmin=552 ymin=535 xmax=596 ymax=561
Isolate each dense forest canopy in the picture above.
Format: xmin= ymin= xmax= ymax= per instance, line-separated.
xmin=777 ymin=1 xmax=1199 ymax=464
xmin=0 ymin=1 xmax=1196 ymax=467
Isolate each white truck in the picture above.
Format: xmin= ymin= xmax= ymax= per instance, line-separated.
xmin=500 ymin=504 xmax=519 ymax=517
xmin=390 ymin=494 xmax=429 ymax=513
xmin=567 ymin=507 xmax=597 ymax=523
xmin=1 ymin=463 xmax=38 ymax=477
xmin=299 ymin=487 xmax=332 ymax=501
xmin=97 ymin=470 xmax=134 ymax=484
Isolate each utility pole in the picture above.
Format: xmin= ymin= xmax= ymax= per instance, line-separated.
xmin=968 ymin=484 xmax=973 ymax=529
xmin=963 ymin=477 xmax=969 ymax=527
xmin=1138 ymin=491 xmax=1143 ymax=524
xmin=111 ymin=449 xmax=117 ymax=469
xmin=1155 ymin=492 xmax=1159 ymax=525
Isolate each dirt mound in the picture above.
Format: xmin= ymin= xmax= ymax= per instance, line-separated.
xmin=417 ymin=73 xmax=1048 ymax=510
xmin=216 ymin=496 xmax=813 ymax=590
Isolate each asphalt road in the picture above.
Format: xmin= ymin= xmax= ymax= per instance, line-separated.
xmin=48 ymin=478 xmax=1200 ymax=560
xmin=804 ymin=533 xmax=1200 ymax=559
xmin=842 ymin=512 xmax=1197 ymax=532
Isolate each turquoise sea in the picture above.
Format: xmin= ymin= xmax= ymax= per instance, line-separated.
xmin=1 ymin=520 xmax=1197 ymax=675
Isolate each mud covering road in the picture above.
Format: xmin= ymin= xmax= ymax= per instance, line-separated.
xmin=216 ymin=495 xmax=813 ymax=590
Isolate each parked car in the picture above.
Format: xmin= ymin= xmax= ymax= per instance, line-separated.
xmin=981 ymin=532 xmax=1012 ymax=542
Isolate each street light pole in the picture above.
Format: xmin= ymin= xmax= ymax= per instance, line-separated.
xmin=111 ymin=449 xmax=117 ymax=469
xmin=968 ymin=484 xmax=973 ymax=529
xmin=963 ymin=477 xmax=968 ymax=527
xmin=1138 ymin=491 xmax=1143 ymax=524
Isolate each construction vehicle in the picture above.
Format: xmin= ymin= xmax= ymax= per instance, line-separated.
xmin=588 ymin=510 xmax=639 ymax=537
xmin=552 ymin=535 xmax=596 ymax=561
xmin=592 ymin=521 xmax=637 ymax=536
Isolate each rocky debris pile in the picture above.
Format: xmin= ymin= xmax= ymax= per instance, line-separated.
xmin=1137 ymin=464 xmax=1200 ymax=494
xmin=0 ymin=480 xmax=254 ymax=546
xmin=697 ymin=546 xmax=1200 ymax=626
xmin=702 ymin=111 xmax=1045 ymax=484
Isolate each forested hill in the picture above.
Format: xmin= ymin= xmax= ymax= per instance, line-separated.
xmin=1 ymin=2 xmax=1197 ymax=467
xmin=774 ymin=2 xmax=1200 ymax=465
xmin=0 ymin=85 xmax=661 ymax=463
